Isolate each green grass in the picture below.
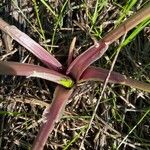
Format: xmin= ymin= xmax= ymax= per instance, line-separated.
xmin=0 ymin=0 xmax=150 ymax=149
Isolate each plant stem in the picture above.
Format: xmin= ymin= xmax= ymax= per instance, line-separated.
xmin=102 ymin=3 xmax=150 ymax=44
xmin=125 ymin=78 xmax=150 ymax=93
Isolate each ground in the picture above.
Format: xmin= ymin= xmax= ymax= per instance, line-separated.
xmin=0 ymin=0 xmax=150 ymax=150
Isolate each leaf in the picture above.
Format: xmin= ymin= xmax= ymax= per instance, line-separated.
xmin=102 ymin=3 xmax=150 ymax=44
xmin=79 ymin=66 xmax=150 ymax=92
xmin=0 ymin=18 xmax=62 ymax=70
xmin=67 ymin=41 xmax=108 ymax=80
xmin=79 ymin=66 xmax=126 ymax=84
xmin=0 ymin=61 xmax=73 ymax=88
xmin=32 ymin=86 xmax=73 ymax=150
xmin=67 ymin=4 xmax=150 ymax=80
xmin=67 ymin=37 xmax=76 ymax=66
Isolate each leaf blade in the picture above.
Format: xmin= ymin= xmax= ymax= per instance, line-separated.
xmin=0 ymin=61 xmax=73 ymax=88
xmin=32 ymin=86 xmax=73 ymax=150
xmin=67 ymin=4 xmax=150 ymax=80
xmin=67 ymin=42 xmax=108 ymax=80
xmin=79 ymin=66 xmax=126 ymax=84
xmin=79 ymin=66 xmax=150 ymax=92
xmin=0 ymin=18 xmax=62 ymax=70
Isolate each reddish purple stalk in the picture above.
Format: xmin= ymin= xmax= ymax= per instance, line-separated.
xmin=32 ymin=86 xmax=73 ymax=150
xmin=0 ymin=18 xmax=62 ymax=70
xmin=67 ymin=41 xmax=108 ymax=80
xmin=0 ymin=61 xmax=73 ymax=87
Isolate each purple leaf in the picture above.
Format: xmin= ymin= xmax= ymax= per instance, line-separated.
xmin=67 ymin=41 xmax=108 ymax=80
xmin=102 ymin=4 xmax=150 ymax=44
xmin=66 ymin=4 xmax=150 ymax=80
xmin=0 ymin=61 xmax=72 ymax=87
xmin=0 ymin=18 xmax=62 ymax=70
xmin=79 ymin=66 xmax=126 ymax=84
xmin=79 ymin=66 xmax=150 ymax=92
xmin=32 ymin=85 xmax=73 ymax=150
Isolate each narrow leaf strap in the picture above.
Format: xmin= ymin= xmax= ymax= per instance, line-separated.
xmin=32 ymin=86 xmax=73 ymax=150
xmin=67 ymin=42 xmax=108 ymax=80
xmin=0 ymin=18 xmax=62 ymax=70
xmin=79 ymin=66 xmax=126 ymax=84
xmin=102 ymin=3 xmax=150 ymax=44
xmin=79 ymin=66 xmax=150 ymax=93
xmin=0 ymin=61 xmax=73 ymax=88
